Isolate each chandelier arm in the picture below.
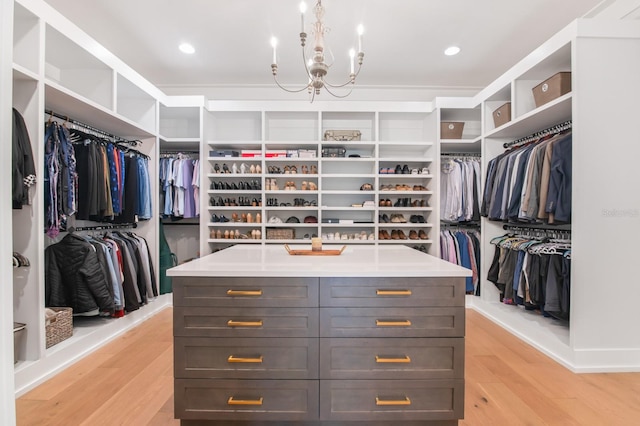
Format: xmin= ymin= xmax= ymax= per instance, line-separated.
xmin=323 ymin=83 xmax=355 ymax=99
xmin=323 ymin=61 xmax=363 ymax=88
xmin=323 ymin=78 xmax=355 ymax=89
xmin=272 ymin=75 xmax=312 ymax=93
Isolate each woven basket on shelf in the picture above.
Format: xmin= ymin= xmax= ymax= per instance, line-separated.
xmin=45 ymin=307 xmax=73 ymax=348
xmin=266 ymin=228 xmax=295 ymax=240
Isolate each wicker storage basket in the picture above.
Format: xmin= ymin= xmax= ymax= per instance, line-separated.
xmin=266 ymin=228 xmax=295 ymax=240
xmin=45 ymin=307 xmax=73 ymax=348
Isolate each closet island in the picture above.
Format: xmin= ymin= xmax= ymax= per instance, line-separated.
xmin=168 ymin=244 xmax=470 ymax=425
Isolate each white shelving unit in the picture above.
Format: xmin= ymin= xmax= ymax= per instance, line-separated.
xmin=465 ymin=20 xmax=640 ymax=372
xmin=9 ymin=0 xmax=173 ymax=396
xmin=202 ymin=104 xmax=437 ymax=256
xmin=158 ymin=102 xmax=204 ymax=263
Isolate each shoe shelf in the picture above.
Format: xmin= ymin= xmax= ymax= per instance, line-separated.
xmin=204 ymin=109 xmax=437 ymax=255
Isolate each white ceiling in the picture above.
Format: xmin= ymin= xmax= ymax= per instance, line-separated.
xmin=43 ymin=0 xmax=605 ymax=92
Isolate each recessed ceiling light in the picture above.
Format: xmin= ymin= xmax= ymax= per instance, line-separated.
xmin=444 ymin=46 xmax=461 ymax=56
xmin=179 ymin=43 xmax=195 ymax=54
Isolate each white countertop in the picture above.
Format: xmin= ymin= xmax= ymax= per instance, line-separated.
xmin=167 ymin=245 xmax=472 ymax=278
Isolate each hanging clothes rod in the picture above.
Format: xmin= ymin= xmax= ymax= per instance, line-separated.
xmin=503 ymin=119 xmax=572 ymax=149
xmin=45 ymin=109 xmax=140 ymax=146
xmin=441 ymin=221 xmax=481 ymax=229
xmin=441 ymin=152 xmax=482 ymax=158
xmin=503 ymin=224 xmax=571 ymax=241
xmin=65 ymin=223 xmax=138 ymax=233
xmin=503 ymin=223 xmax=571 ymax=232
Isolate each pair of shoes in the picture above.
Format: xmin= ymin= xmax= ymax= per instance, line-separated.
xmin=390 ymin=214 xmax=406 ymax=223
xmin=304 ymin=181 xmax=317 ymax=190
xmin=389 ymin=229 xmax=407 ymax=240
xmin=412 ymin=185 xmax=428 ymax=191
xmin=412 ymin=199 xmax=428 ymax=207
xmin=285 ymin=181 xmax=297 ymax=190
xmin=379 ymin=199 xmax=392 ymax=207
xmin=250 ymin=229 xmax=262 ymax=239
xmin=265 ymin=178 xmax=279 ymax=190
xmin=394 ymin=198 xmax=411 ymax=208
xmin=268 ymin=166 xmax=282 ymax=174
xmin=394 ymin=164 xmax=410 ymax=174
xmin=378 ymin=230 xmax=391 ymax=240
xmin=284 ymin=165 xmax=298 ymax=174
xmin=379 ymin=214 xmax=390 ymax=223
xmin=410 ymin=215 xmax=426 ymax=223
xmin=395 ymin=184 xmax=412 ymax=191
xmin=380 ymin=184 xmax=393 ymax=191
xmin=360 ymin=183 xmax=373 ymax=191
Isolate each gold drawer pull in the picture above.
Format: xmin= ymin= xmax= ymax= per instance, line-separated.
xmin=227 ymin=396 xmax=264 ymax=406
xmin=376 ymin=320 xmax=412 ymax=327
xmin=376 ymin=396 xmax=411 ymax=406
xmin=227 ymin=355 xmax=264 ymax=363
xmin=376 ymin=289 xmax=412 ymax=296
xmin=227 ymin=320 xmax=263 ymax=327
xmin=227 ymin=289 xmax=263 ymax=297
xmin=375 ymin=355 xmax=411 ymax=363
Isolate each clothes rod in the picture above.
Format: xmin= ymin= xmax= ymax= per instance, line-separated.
xmin=503 ymin=223 xmax=571 ymax=232
xmin=65 ymin=223 xmax=138 ymax=232
xmin=441 ymin=152 xmax=481 ymax=158
xmin=45 ymin=109 xmax=140 ymax=146
xmin=503 ymin=119 xmax=572 ymax=149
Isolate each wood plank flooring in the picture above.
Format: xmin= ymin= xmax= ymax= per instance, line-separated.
xmin=16 ymin=308 xmax=640 ymax=426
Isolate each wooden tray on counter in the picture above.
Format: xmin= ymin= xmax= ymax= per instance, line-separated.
xmin=284 ymin=244 xmax=346 ymax=256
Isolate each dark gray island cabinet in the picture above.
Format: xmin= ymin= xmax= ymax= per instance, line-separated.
xmin=169 ymin=245 xmax=471 ymax=426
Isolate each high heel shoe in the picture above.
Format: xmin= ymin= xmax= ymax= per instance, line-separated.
xmin=232 ymin=163 xmax=239 ymax=174
xmin=310 ymin=165 xmax=318 ymax=174
xmin=255 ymin=164 xmax=262 ymax=174
xmin=214 ymin=163 xmax=221 ymax=173
xmin=222 ymin=163 xmax=230 ymax=173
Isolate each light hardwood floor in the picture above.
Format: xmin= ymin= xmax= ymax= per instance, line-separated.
xmin=16 ymin=307 xmax=640 ymax=426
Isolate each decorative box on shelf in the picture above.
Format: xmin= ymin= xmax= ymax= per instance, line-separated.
xmin=492 ymin=102 xmax=511 ymax=128
xmin=440 ymin=122 xmax=465 ymax=139
xmin=532 ymin=72 xmax=571 ymax=107
xmin=324 ymin=130 xmax=361 ymax=141
xmin=321 ymin=147 xmax=346 ymax=157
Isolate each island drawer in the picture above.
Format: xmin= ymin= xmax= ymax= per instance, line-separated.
xmin=319 ymin=379 xmax=464 ymax=421
xmin=174 ymin=307 xmax=319 ymax=338
xmin=319 ymin=277 xmax=465 ymax=307
xmin=175 ymin=379 xmax=319 ymax=421
xmin=319 ymin=337 xmax=463 ymax=380
xmin=320 ymin=307 xmax=464 ymax=338
xmin=175 ymin=337 xmax=319 ymax=379
xmin=173 ymin=277 xmax=319 ymax=308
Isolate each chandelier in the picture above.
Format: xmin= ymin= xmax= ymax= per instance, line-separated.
xmin=270 ymin=0 xmax=364 ymax=102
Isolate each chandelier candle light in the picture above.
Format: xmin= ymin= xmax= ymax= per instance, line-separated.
xmin=270 ymin=0 xmax=364 ymax=102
